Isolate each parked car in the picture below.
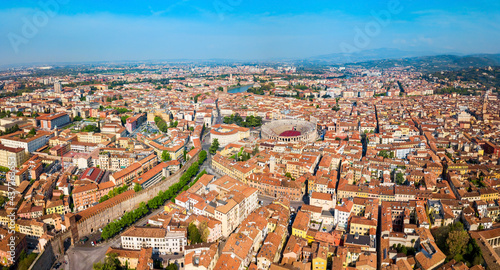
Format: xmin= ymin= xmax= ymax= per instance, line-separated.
xmin=79 ymin=237 xmax=89 ymax=243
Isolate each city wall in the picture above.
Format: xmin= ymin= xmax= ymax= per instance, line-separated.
xmin=29 ymin=152 xmax=200 ymax=270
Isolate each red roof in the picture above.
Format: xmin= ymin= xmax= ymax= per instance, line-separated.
xmin=279 ymin=130 xmax=301 ymax=137
xmin=79 ymin=167 xmax=104 ymax=182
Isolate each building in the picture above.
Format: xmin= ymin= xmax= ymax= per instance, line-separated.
xmin=79 ymin=167 xmax=105 ymax=183
xmin=0 ymin=144 xmax=26 ymax=168
xmin=125 ymin=113 xmax=146 ymax=133
xmin=210 ymin=124 xmax=250 ymax=147
xmin=105 ymin=247 xmax=141 ymax=269
xmin=349 ymin=216 xmax=377 ymax=236
xmin=246 ymin=173 xmax=304 ymax=201
xmin=37 ymin=113 xmax=70 ymax=130
xmin=205 ymin=176 xmax=259 ymax=237
xmin=184 ymin=243 xmax=219 ymax=270
xmin=291 ymin=211 xmax=310 ymax=239
xmin=132 ymin=162 xmax=173 ymax=189
xmin=0 ymin=131 xmax=51 ymax=153
xmin=0 ymin=231 xmax=27 ymax=267
xmin=335 ymin=199 xmax=354 ymax=230
xmin=121 ymin=226 xmax=187 ymax=254
xmin=54 ymin=81 xmax=61 ymax=93
xmin=261 ymin=120 xmax=317 ymax=143
xmin=15 ymin=219 xmax=46 ymax=239
xmin=72 ymin=183 xmax=98 ymax=212
xmin=310 ymin=192 xmax=335 ymax=211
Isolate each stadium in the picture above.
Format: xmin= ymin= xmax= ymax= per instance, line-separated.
xmin=261 ymin=119 xmax=317 ymax=143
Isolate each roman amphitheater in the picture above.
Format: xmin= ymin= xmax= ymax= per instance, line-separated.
xmin=261 ymin=119 xmax=318 ymax=142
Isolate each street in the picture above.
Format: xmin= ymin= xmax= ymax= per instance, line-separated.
xmin=65 ymin=113 xmax=303 ymax=270
xmin=258 ymin=194 xmax=306 ymax=210
xmin=66 ymin=193 xmax=166 ymax=269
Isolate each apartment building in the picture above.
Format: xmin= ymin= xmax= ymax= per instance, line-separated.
xmin=0 ymin=144 xmax=26 ymax=168
xmin=37 ymin=113 xmax=70 ymax=130
xmin=125 ymin=113 xmax=146 ymax=133
xmin=246 ymin=172 xmax=303 ymax=201
xmin=199 ymin=176 xmax=259 ymax=238
xmin=121 ymin=226 xmax=187 ymax=254
xmin=0 ymin=131 xmax=52 ymax=153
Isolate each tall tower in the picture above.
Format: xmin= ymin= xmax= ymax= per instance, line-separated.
xmin=269 ymin=156 xmax=276 ymax=174
xmin=482 ymin=91 xmax=488 ymax=116
xmin=54 ymin=81 xmax=61 ymax=93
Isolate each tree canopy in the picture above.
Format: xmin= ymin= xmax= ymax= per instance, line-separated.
xmin=209 ymin=139 xmax=219 ymax=155
xmin=223 ymin=114 xmax=262 ymax=128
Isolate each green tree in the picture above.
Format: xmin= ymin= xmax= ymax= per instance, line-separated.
xmin=134 ymin=183 xmax=142 ymax=192
xmin=99 ymin=195 xmax=109 ymax=203
xmin=28 ymin=128 xmax=36 ymax=135
xmin=93 ymin=253 xmax=121 ymax=270
xmin=198 ymin=221 xmax=209 ymax=242
xmin=447 ymin=230 xmax=469 ymax=261
xmin=194 ymin=94 xmax=201 ymax=103
xmin=209 ymin=139 xmax=219 ymax=155
xmin=162 ymin=150 xmax=171 ymax=162
xmin=120 ymin=115 xmax=130 ymax=125
xmin=188 ymin=223 xmax=202 ymax=244
xmin=83 ymin=125 xmax=98 ymax=132
xmin=396 ymin=172 xmax=405 ymax=185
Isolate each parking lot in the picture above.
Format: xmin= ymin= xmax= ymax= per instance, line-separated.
xmin=75 ymin=231 xmax=103 ymax=248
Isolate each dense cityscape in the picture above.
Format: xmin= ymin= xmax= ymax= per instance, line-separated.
xmin=0 ymin=62 xmax=498 ymax=270
xmin=2 ymin=0 xmax=500 ymax=269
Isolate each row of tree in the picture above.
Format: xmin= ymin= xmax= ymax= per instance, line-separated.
xmin=99 ymin=185 xmax=130 ymax=203
xmin=100 ymin=150 xmax=207 ymax=240
xmin=223 ymin=114 xmax=263 ymax=128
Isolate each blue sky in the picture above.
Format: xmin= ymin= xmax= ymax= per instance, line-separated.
xmin=1 ymin=0 xmax=500 ymax=66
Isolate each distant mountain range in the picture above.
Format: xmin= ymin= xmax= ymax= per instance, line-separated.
xmin=352 ymin=54 xmax=500 ymax=72
xmin=305 ymin=48 xmax=500 ymax=71
xmin=307 ymin=48 xmax=438 ymax=63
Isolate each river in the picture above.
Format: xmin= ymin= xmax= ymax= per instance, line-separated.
xmin=227 ymin=85 xmax=252 ymax=93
